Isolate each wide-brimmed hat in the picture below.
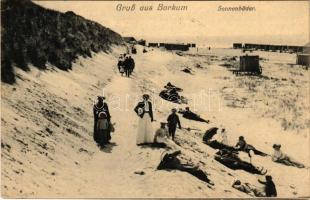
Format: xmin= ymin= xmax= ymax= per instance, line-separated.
xmin=97 ymin=96 xmax=106 ymax=100
xmin=273 ymin=144 xmax=281 ymax=149
xmin=239 ymin=136 xmax=244 ymax=140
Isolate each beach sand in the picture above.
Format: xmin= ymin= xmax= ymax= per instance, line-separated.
xmin=1 ymin=46 xmax=309 ymax=198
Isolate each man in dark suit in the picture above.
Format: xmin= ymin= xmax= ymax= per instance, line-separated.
xmin=167 ymin=108 xmax=181 ymax=141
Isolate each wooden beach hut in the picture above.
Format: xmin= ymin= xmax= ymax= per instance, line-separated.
xmin=235 ymin=55 xmax=262 ymax=75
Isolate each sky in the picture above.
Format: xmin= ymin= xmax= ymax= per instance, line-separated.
xmin=34 ymin=1 xmax=309 ymax=47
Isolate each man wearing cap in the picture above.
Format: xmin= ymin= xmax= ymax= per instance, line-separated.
xmin=167 ymin=108 xmax=182 ymax=141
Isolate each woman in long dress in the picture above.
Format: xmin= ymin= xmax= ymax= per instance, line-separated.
xmin=93 ymin=96 xmax=111 ymax=144
xmin=134 ymin=94 xmax=154 ymax=145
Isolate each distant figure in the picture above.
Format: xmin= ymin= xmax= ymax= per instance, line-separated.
xmin=93 ymin=96 xmax=111 ymax=145
xmin=134 ymin=94 xmax=154 ymax=145
xmin=132 ymin=47 xmax=137 ymax=54
xmin=232 ymin=180 xmax=264 ymax=197
xmin=118 ymin=55 xmax=125 ymax=76
xmin=258 ymin=175 xmax=277 ymax=197
xmin=128 ymin=56 xmax=135 ymax=75
xmin=235 ymin=136 xmax=268 ymax=157
xmin=117 ymin=55 xmax=123 ymax=72
xmin=167 ymin=108 xmax=182 ymax=141
xmin=153 ymin=122 xmax=178 ymax=150
xmin=272 ymin=144 xmax=304 ymax=168
xmin=96 ymin=112 xmax=110 ymax=149
xmin=179 ymin=107 xmax=209 ymax=123
xmin=123 ymin=56 xmax=131 ymax=77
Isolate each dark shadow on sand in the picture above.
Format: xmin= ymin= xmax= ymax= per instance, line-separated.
xmin=100 ymin=142 xmax=117 ymax=153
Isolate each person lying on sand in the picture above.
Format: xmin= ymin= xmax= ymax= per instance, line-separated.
xmin=179 ymin=107 xmax=209 ymax=123
xmin=235 ymin=136 xmax=268 ymax=157
xmin=214 ymin=149 xmax=267 ymax=175
xmin=272 ymin=144 xmax=305 ymax=168
xmin=153 ymin=122 xmax=179 ymax=150
xmin=164 ymin=82 xmax=183 ymax=92
xmin=232 ymin=180 xmax=264 ymax=197
xmin=159 ymin=88 xmax=183 ymax=104
xmin=157 ymin=150 xmax=214 ymax=185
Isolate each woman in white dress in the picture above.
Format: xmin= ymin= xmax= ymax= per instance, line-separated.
xmin=134 ymin=94 xmax=154 ymax=145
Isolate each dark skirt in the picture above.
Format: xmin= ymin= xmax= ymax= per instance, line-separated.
xmin=97 ymin=129 xmax=109 ymax=145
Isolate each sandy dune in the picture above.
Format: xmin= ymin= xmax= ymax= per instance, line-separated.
xmin=1 ymin=46 xmax=309 ymax=198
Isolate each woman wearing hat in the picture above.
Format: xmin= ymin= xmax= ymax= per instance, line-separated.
xmin=93 ymin=96 xmax=111 ymax=144
xmin=134 ymin=94 xmax=154 ymax=145
xmin=272 ymin=144 xmax=304 ymax=168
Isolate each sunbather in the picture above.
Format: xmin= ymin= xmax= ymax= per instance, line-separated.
xmin=179 ymin=107 xmax=209 ymax=123
xmin=232 ymin=180 xmax=264 ymax=197
xmin=157 ymin=150 xmax=214 ymax=185
xmin=235 ymin=136 xmax=268 ymax=157
xmin=214 ymin=149 xmax=267 ymax=175
xmin=272 ymin=144 xmax=304 ymax=168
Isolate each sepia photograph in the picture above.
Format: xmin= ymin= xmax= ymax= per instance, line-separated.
xmin=1 ymin=0 xmax=309 ymax=198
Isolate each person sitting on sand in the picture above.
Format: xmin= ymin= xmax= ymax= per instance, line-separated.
xmin=179 ymin=107 xmax=209 ymax=123
xmin=203 ymin=127 xmax=236 ymax=151
xmin=232 ymin=180 xmax=264 ymax=197
xmin=153 ymin=122 xmax=178 ymax=150
xmin=235 ymin=136 xmax=268 ymax=157
xmin=157 ymin=150 xmax=214 ymax=185
xmin=214 ymin=149 xmax=267 ymax=175
xmin=258 ymin=175 xmax=277 ymax=197
xmin=216 ymin=128 xmax=228 ymax=145
xmin=272 ymin=144 xmax=304 ymax=168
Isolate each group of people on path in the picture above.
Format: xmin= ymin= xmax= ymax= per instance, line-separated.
xmin=117 ymin=54 xmax=135 ymax=77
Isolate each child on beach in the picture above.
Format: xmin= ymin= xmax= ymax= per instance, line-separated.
xmin=96 ymin=112 xmax=110 ymax=148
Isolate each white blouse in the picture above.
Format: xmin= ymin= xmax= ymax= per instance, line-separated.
xmin=144 ymin=101 xmax=149 ymax=111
